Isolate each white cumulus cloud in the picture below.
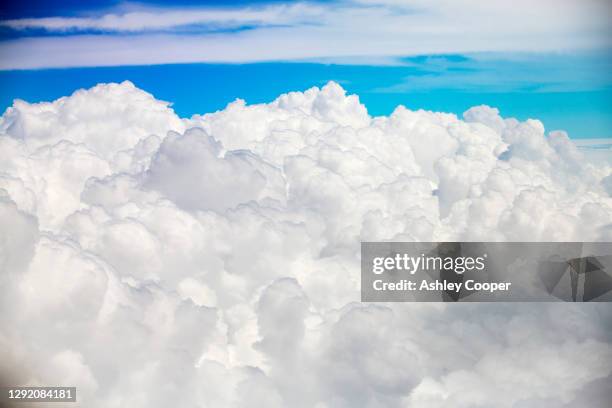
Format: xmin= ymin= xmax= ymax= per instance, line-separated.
xmin=0 ymin=81 xmax=611 ymax=407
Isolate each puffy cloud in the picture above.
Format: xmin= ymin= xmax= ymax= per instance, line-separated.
xmin=0 ymin=81 xmax=611 ymax=407
xmin=1 ymin=81 xmax=184 ymax=159
xmin=144 ymin=128 xmax=285 ymax=212
xmin=406 ymin=337 xmax=612 ymax=408
xmin=0 ymin=193 xmax=38 ymax=276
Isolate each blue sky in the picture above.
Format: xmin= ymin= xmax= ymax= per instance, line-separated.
xmin=1 ymin=0 xmax=611 ymax=138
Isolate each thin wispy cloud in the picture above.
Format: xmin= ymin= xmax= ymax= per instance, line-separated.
xmin=0 ymin=3 xmax=323 ymax=33
xmin=373 ymin=53 xmax=612 ymax=93
xmin=0 ymin=0 xmax=611 ymax=69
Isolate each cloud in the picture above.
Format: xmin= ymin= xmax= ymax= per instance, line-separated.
xmin=373 ymin=53 xmax=612 ymax=93
xmin=0 ymin=3 xmax=322 ymax=33
xmin=144 ymin=127 xmax=286 ymax=212
xmin=1 ymin=81 xmax=611 ymax=407
xmin=1 ymin=0 xmax=611 ymax=69
xmin=406 ymin=337 xmax=612 ymax=407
